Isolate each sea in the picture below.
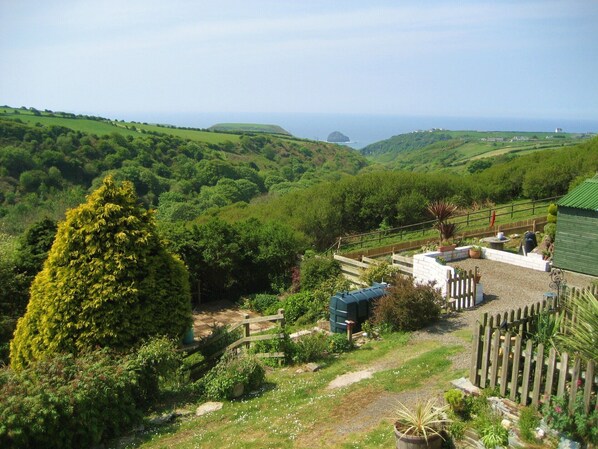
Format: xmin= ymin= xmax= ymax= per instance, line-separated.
xmin=117 ymin=112 xmax=598 ymax=150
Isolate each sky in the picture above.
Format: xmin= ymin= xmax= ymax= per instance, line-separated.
xmin=1 ymin=0 xmax=597 ymax=120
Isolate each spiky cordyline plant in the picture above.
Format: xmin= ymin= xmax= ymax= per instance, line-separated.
xmin=394 ymin=398 xmax=450 ymax=442
xmin=558 ymin=290 xmax=597 ymax=362
xmin=427 ymin=201 xmax=458 ymax=243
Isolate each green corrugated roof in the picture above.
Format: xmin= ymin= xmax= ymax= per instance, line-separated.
xmin=557 ymin=175 xmax=598 ymax=210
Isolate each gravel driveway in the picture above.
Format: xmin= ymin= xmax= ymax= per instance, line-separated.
xmin=448 ymin=258 xmax=596 ymax=329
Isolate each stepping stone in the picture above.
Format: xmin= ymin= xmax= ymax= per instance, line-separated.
xmin=196 ymin=401 xmax=223 ymax=416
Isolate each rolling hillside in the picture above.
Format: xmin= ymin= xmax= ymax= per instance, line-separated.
xmin=361 ymin=129 xmax=593 ymax=172
xmin=0 ymin=106 xmax=367 ymax=234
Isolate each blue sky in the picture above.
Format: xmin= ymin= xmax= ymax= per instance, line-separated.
xmin=1 ymin=0 xmax=597 ymax=120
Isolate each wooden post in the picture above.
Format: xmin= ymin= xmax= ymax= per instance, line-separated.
xmin=345 ymin=320 xmax=355 ymax=343
xmin=569 ymin=357 xmax=581 ymax=413
xmin=243 ymin=313 xmax=250 ymax=351
xmin=544 ymin=347 xmax=557 ymax=399
xmin=583 ymin=361 xmax=595 ymax=414
xmin=521 ymin=339 xmax=534 ymax=405
xmin=509 ymin=334 xmax=523 ymax=402
xmin=499 ymin=332 xmax=512 ymax=397
xmin=531 ymin=343 xmax=545 ymax=406
xmin=470 ymin=324 xmax=482 ymax=386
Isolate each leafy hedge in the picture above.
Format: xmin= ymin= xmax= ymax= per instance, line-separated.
xmin=197 ymin=354 xmax=265 ymax=400
xmin=0 ymin=338 xmax=181 ymax=449
xmin=372 ymin=275 xmax=442 ymax=331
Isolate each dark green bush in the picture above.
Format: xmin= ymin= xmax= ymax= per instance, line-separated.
xmin=444 ymin=388 xmax=471 ymax=419
xmin=198 ymin=354 xmax=265 ymax=400
xmin=299 ymin=254 xmax=341 ymax=291
xmin=0 ymin=338 xmax=180 ymax=449
xmin=328 ymin=333 xmax=354 ymax=354
xmin=249 ymin=329 xmax=293 ymax=366
xmin=243 ymin=294 xmax=281 ymax=315
xmin=283 ymin=292 xmax=319 ymax=324
xmin=291 ymin=332 xmax=329 ymax=363
xmin=372 ymin=275 xmax=442 ymax=331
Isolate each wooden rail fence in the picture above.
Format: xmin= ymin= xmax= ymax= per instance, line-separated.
xmin=332 ymin=196 xmax=561 ymax=255
xmin=470 ymin=287 xmax=598 ymax=412
xmin=185 ymin=309 xmax=286 ymax=370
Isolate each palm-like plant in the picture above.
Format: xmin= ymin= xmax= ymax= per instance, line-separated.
xmin=394 ymin=398 xmax=450 ymax=442
xmin=427 ymin=201 xmax=458 ymax=243
xmin=558 ymin=290 xmax=598 ymax=362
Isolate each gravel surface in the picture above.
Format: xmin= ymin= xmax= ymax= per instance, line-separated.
xmin=330 ymin=259 xmax=597 ymax=436
xmin=448 ymin=258 xmax=596 ymax=329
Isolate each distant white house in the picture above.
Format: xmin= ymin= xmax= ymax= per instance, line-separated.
xmin=555 ymin=127 xmax=563 ymax=133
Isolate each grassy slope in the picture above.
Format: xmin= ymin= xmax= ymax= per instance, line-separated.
xmin=0 ymin=107 xmax=239 ymax=144
xmin=362 ymin=130 xmax=590 ymax=172
xmin=121 ymin=333 xmax=465 ymax=449
xmin=209 ymin=123 xmax=291 ymax=136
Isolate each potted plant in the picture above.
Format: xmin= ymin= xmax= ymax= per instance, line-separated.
xmin=393 ymin=398 xmax=450 ymax=449
xmin=427 ymin=201 xmax=459 ymax=252
xmin=469 ymin=245 xmax=482 ymax=259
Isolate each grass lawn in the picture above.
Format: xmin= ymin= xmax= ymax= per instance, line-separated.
xmin=117 ymin=334 xmax=465 ymax=449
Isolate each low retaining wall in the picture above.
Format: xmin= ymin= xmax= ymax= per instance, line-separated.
xmin=483 ymin=247 xmax=550 ymax=272
xmin=413 ymin=246 xmax=550 ymax=297
xmin=412 ymin=247 xmax=470 ymax=296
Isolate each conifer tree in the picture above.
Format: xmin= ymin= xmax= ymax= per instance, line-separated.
xmin=10 ymin=177 xmax=192 ymax=369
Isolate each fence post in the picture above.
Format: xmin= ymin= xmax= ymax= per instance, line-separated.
xmin=346 ymin=320 xmax=355 ymax=343
xmin=569 ymin=357 xmax=582 ymax=413
xmin=509 ymin=334 xmax=523 ymax=402
xmin=243 ymin=313 xmax=251 ymax=351
xmin=531 ymin=343 xmax=545 ymax=406
xmin=470 ymin=324 xmax=482 ymax=386
xmin=511 ymin=203 xmax=514 ymax=219
xmin=584 ymin=361 xmax=595 ymax=413
xmin=521 ymin=339 xmax=534 ymax=405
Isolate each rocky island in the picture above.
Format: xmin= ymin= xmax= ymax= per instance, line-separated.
xmin=327 ymin=131 xmax=350 ymax=143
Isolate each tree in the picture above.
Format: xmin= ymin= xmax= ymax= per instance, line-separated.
xmin=10 ymin=177 xmax=192 ymax=369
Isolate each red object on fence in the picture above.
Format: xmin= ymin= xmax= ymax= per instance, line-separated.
xmin=489 ymin=210 xmax=496 ymax=228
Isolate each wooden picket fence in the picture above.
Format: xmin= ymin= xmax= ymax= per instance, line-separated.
xmin=470 ymin=286 xmax=598 ymax=412
xmin=446 ymin=268 xmax=479 ymax=311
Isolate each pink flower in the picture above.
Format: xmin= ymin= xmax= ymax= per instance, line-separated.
xmin=576 ymin=379 xmax=583 ymax=388
xmin=555 ymin=406 xmax=562 ymax=413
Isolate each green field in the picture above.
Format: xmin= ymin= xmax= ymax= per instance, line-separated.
xmin=0 ymin=107 xmax=240 ymax=144
xmin=209 ymin=123 xmax=291 ymax=136
xmin=363 ymin=129 xmax=592 ymax=172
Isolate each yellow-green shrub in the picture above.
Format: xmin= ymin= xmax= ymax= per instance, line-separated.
xmin=10 ymin=177 xmax=192 ymax=369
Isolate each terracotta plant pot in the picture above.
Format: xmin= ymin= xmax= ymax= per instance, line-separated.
xmin=469 ymin=248 xmax=481 ymax=259
xmin=394 ymin=424 xmax=443 ymax=449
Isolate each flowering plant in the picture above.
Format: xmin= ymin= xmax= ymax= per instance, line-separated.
xmin=541 ymin=392 xmax=598 ymax=445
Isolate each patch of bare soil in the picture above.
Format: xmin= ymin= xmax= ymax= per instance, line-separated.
xmin=192 ymin=300 xmax=273 ymax=338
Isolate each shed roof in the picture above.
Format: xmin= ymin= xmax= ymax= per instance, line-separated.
xmin=557 ymin=175 xmax=598 ymax=210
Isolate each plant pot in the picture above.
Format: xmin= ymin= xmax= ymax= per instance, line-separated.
xmin=394 ymin=424 xmax=443 ymax=449
xmin=469 ymin=248 xmax=481 ymax=259
xmin=438 ymin=244 xmax=457 ymax=252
